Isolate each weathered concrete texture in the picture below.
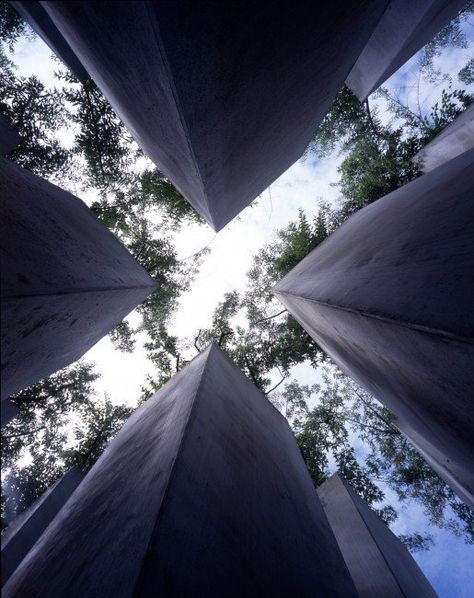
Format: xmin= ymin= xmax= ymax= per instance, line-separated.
xmin=0 ymin=115 xmax=21 ymax=155
xmin=0 ymin=400 xmax=19 ymax=427
xmin=1 ymin=467 xmax=84 ymax=585
xmin=4 ymin=344 xmax=357 ymax=598
xmin=29 ymin=2 xmax=388 ymax=231
xmin=0 ymin=157 xmax=157 ymax=401
xmin=346 ymin=0 xmax=466 ymax=100
xmin=10 ymin=1 xmax=89 ymax=82
xmin=274 ymin=148 xmax=474 ymax=507
xmin=414 ymin=104 xmax=474 ymax=172
xmin=318 ymin=475 xmax=437 ymax=597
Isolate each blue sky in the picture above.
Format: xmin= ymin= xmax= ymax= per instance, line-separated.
xmin=4 ymin=13 xmax=474 ymax=597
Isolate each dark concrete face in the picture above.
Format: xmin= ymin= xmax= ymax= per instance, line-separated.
xmin=274 ymin=149 xmax=474 ymax=507
xmin=415 ymin=104 xmax=474 ymax=173
xmin=0 ymin=116 xmax=21 ymax=155
xmin=32 ymin=1 xmax=388 ymax=230
xmin=318 ymin=475 xmax=437 ymax=598
xmin=0 ymin=400 xmax=19 ymax=427
xmin=4 ymin=344 xmax=357 ymax=598
xmin=346 ymin=0 xmax=466 ymax=100
xmin=10 ymin=1 xmax=89 ymax=82
xmin=1 ymin=467 xmax=84 ymax=585
xmin=0 ymin=158 xmax=157 ymax=401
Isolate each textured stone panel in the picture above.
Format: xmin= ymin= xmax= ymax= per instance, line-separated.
xmin=274 ymin=149 xmax=474 ymax=506
xmin=4 ymin=344 xmax=357 ymax=597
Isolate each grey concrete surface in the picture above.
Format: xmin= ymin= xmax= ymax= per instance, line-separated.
xmin=10 ymin=1 xmax=89 ymax=82
xmin=346 ymin=0 xmax=466 ymax=100
xmin=318 ymin=475 xmax=437 ymax=597
xmin=0 ymin=157 xmax=157 ymax=401
xmin=0 ymin=400 xmax=19 ymax=427
xmin=29 ymin=1 xmax=388 ymax=230
xmin=4 ymin=344 xmax=357 ymax=597
xmin=1 ymin=467 xmax=84 ymax=585
xmin=274 ymin=149 xmax=474 ymax=507
xmin=414 ymin=104 xmax=474 ymax=172
xmin=0 ymin=115 xmax=21 ymax=155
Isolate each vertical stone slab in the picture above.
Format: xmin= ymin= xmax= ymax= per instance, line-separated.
xmin=346 ymin=0 xmax=466 ymax=100
xmin=274 ymin=149 xmax=474 ymax=507
xmin=318 ymin=475 xmax=437 ymax=597
xmin=0 ymin=157 xmax=157 ymax=402
xmin=414 ymin=104 xmax=474 ymax=172
xmin=21 ymin=1 xmax=388 ymax=230
xmin=4 ymin=344 xmax=357 ymax=597
xmin=0 ymin=115 xmax=21 ymax=155
xmin=10 ymin=1 xmax=89 ymax=82
xmin=1 ymin=467 xmax=84 ymax=585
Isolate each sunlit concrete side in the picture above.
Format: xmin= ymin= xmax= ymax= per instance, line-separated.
xmin=346 ymin=0 xmax=466 ymax=100
xmin=0 ymin=115 xmax=21 ymax=155
xmin=0 ymin=157 xmax=157 ymax=402
xmin=21 ymin=1 xmax=389 ymax=230
xmin=4 ymin=344 xmax=357 ymax=597
xmin=414 ymin=104 xmax=474 ymax=172
xmin=10 ymin=1 xmax=89 ymax=82
xmin=274 ymin=149 xmax=474 ymax=507
xmin=1 ymin=468 xmax=84 ymax=585
xmin=318 ymin=475 xmax=437 ymax=598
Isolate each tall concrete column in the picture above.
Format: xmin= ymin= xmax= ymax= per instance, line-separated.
xmin=0 ymin=157 xmax=157 ymax=402
xmin=346 ymin=0 xmax=466 ymax=100
xmin=274 ymin=149 xmax=474 ymax=507
xmin=4 ymin=344 xmax=357 ymax=597
xmin=15 ymin=1 xmax=388 ymax=230
xmin=318 ymin=475 xmax=437 ymax=597
xmin=1 ymin=467 xmax=85 ymax=585
xmin=414 ymin=104 xmax=474 ymax=173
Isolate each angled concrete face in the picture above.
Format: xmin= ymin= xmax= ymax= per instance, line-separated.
xmin=0 ymin=400 xmax=19 ymax=427
xmin=1 ymin=467 xmax=84 ymax=585
xmin=414 ymin=104 xmax=474 ymax=173
xmin=4 ymin=344 xmax=357 ymax=598
xmin=318 ymin=475 xmax=437 ymax=598
xmin=10 ymin=1 xmax=89 ymax=82
xmin=274 ymin=149 xmax=474 ymax=507
xmin=346 ymin=0 xmax=466 ymax=100
xmin=0 ymin=115 xmax=21 ymax=155
xmin=27 ymin=1 xmax=389 ymax=230
xmin=0 ymin=157 xmax=157 ymax=401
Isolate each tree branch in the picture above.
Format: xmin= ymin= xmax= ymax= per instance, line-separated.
xmin=255 ymin=309 xmax=287 ymax=324
xmin=266 ymin=375 xmax=287 ymax=395
xmin=194 ymin=329 xmax=202 ymax=353
xmin=244 ymin=354 xmax=260 ymax=389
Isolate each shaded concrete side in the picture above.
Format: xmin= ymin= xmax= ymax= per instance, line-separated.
xmin=0 ymin=116 xmax=21 ymax=155
xmin=346 ymin=0 xmax=466 ymax=100
xmin=4 ymin=345 xmax=357 ymax=597
xmin=10 ymin=1 xmax=89 ymax=82
xmin=0 ymin=158 xmax=157 ymax=401
xmin=0 ymin=400 xmax=19 ymax=427
xmin=318 ymin=475 xmax=437 ymax=598
xmin=274 ymin=149 xmax=474 ymax=506
xmin=40 ymin=1 xmax=387 ymax=230
xmin=1 ymin=288 xmax=153 ymax=401
xmin=135 ymin=344 xmax=356 ymax=597
xmin=1 ymin=467 xmax=84 ymax=585
xmin=414 ymin=104 xmax=474 ymax=172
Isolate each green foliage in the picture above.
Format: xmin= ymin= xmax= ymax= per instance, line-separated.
xmin=0 ymin=1 xmax=33 ymax=51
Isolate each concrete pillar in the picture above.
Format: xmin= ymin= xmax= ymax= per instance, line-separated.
xmin=346 ymin=0 xmax=466 ymax=100
xmin=414 ymin=104 xmax=474 ymax=173
xmin=318 ymin=475 xmax=437 ymax=597
xmin=10 ymin=1 xmax=89 ymax=82
xmin=0 ymin=116 xmax=21 ymax=155
xmin=0 ymin=157 xmax=157 ymax=402
xmin=0 ymin=400 xmax=19 ymax=427
xmin=1 ymin=467 xmax=84 ymax=585
xmin=4 ymin=344 xmax=357 ymax=597
xmin=15 ymin=1 xmax=388 ymax=230
xmin=274 ymin=148 xmax=474 ymax=507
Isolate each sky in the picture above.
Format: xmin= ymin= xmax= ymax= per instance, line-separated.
xmin=5 ymin=13 xmax=474 ymax=597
